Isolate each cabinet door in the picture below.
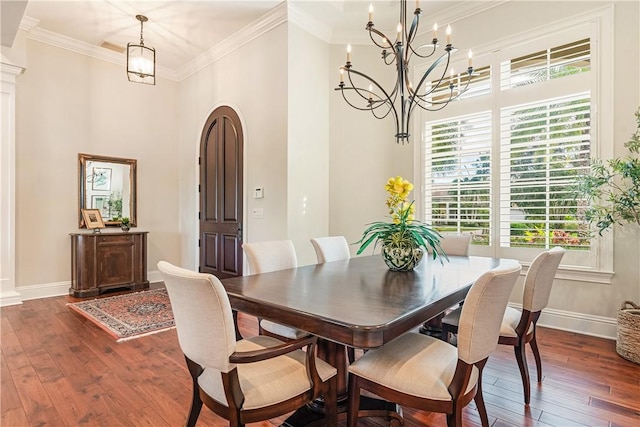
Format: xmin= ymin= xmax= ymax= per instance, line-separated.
xmin=96 ymin=235 xmax=135 ymax=286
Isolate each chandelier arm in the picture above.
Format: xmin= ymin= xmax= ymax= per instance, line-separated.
xmin=411 ymin=68 xmax=474 ymax=111
xmin=406 ymin=8 xmax=420 ymax=48
xmin=336 ymin=87 xmax=381 ymax=111
xmin=406 ymin=50 xmax=453 ymax=112
xmin=368 ymin=26 xmax=396 ymax=51
xmin=346 ymin=67 xmax=397 ymax=108
xmin=428 ymin=71 xmax=473 ymax=105
xmin=408 ymin=43 xmax=438 ymax=60
xmin=335 ymin=87 xmax=397 ymax=123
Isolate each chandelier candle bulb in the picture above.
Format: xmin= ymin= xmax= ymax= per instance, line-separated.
xmin=347 ymin=43 xmax=352 ymax=63
xmin=339 ymin=68 xmax=344 ymax=83
xmin=433 ymin=22 xmax=438 ymax=40
xmin=397 ymin=23 xmax=402 ymax=41
xmin=446 ymin=25 xmax=452 ymax=45
xmin=468 ymin=50 xmax=473 ymax=68
xmin=369 ymin=4 xmax=373 ymax=22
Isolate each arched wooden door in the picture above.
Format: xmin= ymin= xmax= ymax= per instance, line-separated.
xmin=199 ymin=106 xmax=243 ymax=278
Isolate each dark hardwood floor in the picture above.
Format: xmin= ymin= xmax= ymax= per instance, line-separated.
xmin=2 ymin=286 xmax=639 ymax=426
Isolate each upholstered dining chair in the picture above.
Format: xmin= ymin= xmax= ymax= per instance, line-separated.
xmin=347 ymin=263 xmax=521 ymax=427
xmin=242 ymin=240 xmax=309 ymax=340
xmin=310 ymin=236 xmax=351 ymax=263
xmin=157 ymin=261 xmax=338 ymax=427
xmin=310 ymin=235 xmax=357 ymax=363
xmin=421 ymin=233 xmax=473 ymax=336
xmin=441 ymin=246 xmax=565 ymax=405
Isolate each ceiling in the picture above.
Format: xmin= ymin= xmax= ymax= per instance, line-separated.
xmin=7 ymin=1 xmax=502 ymax=79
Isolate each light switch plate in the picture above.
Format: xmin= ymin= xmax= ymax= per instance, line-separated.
xmin=254 ymin=187 xmax=264 ymax=199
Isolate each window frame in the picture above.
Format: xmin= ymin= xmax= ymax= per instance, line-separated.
xmin=415 ymin=6 xmax=614 ymax=283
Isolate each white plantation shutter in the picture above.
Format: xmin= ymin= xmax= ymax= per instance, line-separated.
xmin=501 ymin=38 xmax=590 ymax=90
xmin=424 ymin=112 xmax=491 ymax=240
xmin=420 ymin=12 xmax=613 ymax=276
xmin=499 ymin=94 xmax=591 ymax=250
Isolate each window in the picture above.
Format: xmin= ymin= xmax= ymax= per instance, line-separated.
xmin=420 ymin=11 xmax=613 ymax=279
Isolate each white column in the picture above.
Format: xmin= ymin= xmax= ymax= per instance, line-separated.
xmin=1 ymin=63 xmax=24 ymax=306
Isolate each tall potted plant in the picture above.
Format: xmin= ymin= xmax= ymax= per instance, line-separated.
xmin=575 ymin=107 xmax=640 ymax=364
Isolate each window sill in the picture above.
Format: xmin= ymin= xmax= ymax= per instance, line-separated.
xmin=520 ymin=262 xmax=614 ymax=284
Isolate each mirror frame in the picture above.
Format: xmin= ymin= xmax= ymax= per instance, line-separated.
xmin=78 ymin=153 xmax=137 ymax=228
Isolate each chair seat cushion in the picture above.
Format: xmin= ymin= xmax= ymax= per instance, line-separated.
xmin=500 ymin=306 xmax=534 ymax=337
xmin=198 ymin=335 xmax=337 ymax=410
xmin=260 ymin=319 xmax=309 ymax=340
xmin=443 ymin=306 xmax=533 ymax=338
xmin=348 ymin=332 xmax=478 ymax=401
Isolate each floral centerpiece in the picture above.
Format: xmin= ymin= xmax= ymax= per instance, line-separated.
xmin=356 ymin=176 xmax=445 ymax=271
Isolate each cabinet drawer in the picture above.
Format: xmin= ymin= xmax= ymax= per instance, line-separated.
xmin=97 ymin=234 xmax=134 ymax=244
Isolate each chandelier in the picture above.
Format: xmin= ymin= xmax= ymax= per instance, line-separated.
xmin=336 ymin=0 xmax=474 ymax=143
xmin=127 ymin=15 xmax=156 ymax=85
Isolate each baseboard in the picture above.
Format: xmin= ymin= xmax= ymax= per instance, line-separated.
xmin=508 ymin=302 xmax=617 ymax=340
xmin=18 ymin=281 xmax=70 ymax=301
xmin=13 ymin=270 xmax=164 ymax=303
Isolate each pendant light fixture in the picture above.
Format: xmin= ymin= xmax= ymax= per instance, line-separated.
xmin=127 ymin=15 xmax=155 ymax=85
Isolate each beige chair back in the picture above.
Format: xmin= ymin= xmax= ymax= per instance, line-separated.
xmin=310 ymin=236 xmax=351 ymax=263
xmin=157 ymin=261 xmax=236 ymax=373
xmin=523 ymin=247 xmax=565 ymax=312
xmin=243 ymin=240 xmax=297 ymax=274
xmin=457 ymin=263 xmax=521 ymax=364
xmin=440 ymin=234 xmax=472 ymax=256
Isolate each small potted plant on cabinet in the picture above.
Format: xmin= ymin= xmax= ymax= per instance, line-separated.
xmin=120 ymin=217 xmax=130 ymax=232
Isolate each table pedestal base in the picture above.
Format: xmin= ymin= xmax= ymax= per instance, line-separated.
xmin=281 ymin=395 xmax=402 ymax=427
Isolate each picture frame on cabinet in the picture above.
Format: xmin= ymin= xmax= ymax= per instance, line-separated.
xmin=81 ymin=209 xmax=105 ymax=230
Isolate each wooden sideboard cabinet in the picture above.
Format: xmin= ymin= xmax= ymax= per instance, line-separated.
xmin=70 ymin=231 xmax=149 ymax=297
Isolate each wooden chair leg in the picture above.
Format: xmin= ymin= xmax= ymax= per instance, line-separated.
xmin=473 ymin=359 xmax=489 ymax=427
xmin=347 ymin=346 xmax=356 ymax=364
xmin=446 ymin=405 xmax=463 ymax=427
xmin=184 ymin=357 xmax=204 ymax=427
xmin=513 ymin=343 xmax=531 ymax=404
xmin=347 ymin=374 xmax=361 ymax=427
xmin=185 ymin=392 xmax=202 ymax=427
xmin=530 ymin=330 xmax=543 ymax=383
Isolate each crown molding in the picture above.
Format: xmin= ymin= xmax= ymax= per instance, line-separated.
xmin=18 ymin=0 xmax=510 ymax=82
xmin=177 ymin=2 xmax=288 ymax=81
xmin=22 ymin=23 xmax=179 ymax=82
xmin=332 ymin=0 xmax=510 ymax=45
xmin=287 ymin=3 xmax=333 ymax=43
xmin=433 ymin=0 xmax=509 ymax=27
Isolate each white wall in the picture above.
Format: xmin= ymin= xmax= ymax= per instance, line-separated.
xmin=177 ymin=24 xmax=290 ymax=271
xmin=287 ymin=23 xmax=331 ymax=266
xmin=14 ymin=38 xmax=180 ymax=292
xmin=329 ymin=43 xmax=414 ymax=257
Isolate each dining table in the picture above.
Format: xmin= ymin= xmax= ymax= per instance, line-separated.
xmin=221 ymin=254 xmax=519 ymax=426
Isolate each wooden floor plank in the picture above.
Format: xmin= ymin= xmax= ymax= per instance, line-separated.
xmin=1 ymin=293 xmax=639 ymax=427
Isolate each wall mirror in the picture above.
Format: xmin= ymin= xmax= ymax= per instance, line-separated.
xmin=78 ymin=153 xmax=137 ymax=228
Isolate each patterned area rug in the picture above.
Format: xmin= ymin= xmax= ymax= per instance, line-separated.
xmin=68 ymin=288 xmax=175 ymax=342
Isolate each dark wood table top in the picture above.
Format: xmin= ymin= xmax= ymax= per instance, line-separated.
xmin=221 ymin=255 xmax=519 ymax=349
